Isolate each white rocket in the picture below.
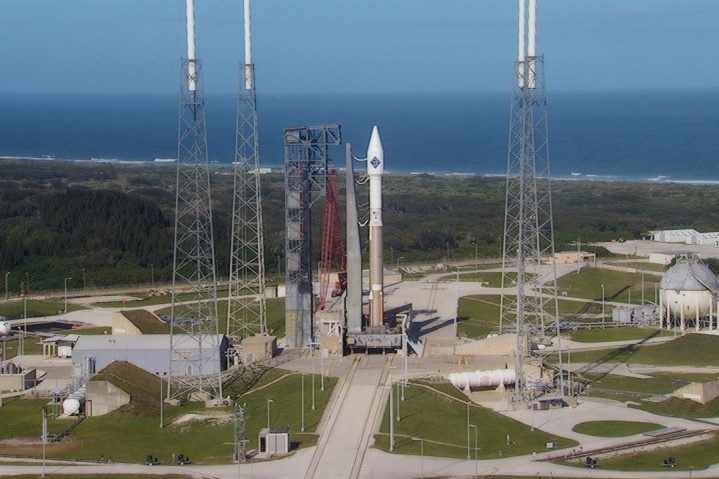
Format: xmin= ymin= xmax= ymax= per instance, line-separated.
xmin=367 ymin=126 xmax=384 ymax=327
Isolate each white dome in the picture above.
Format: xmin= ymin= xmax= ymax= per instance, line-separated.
xmin=660 ymin=259 xmax=719 ymax=292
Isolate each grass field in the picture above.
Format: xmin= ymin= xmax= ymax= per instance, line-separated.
xmin=565 ymin=432 xmax=719 ymax=471
xmin=374 ymin=382 xmax=577 ymax=459
xmin=572 ymin=421 xmax=663 ymax=437
xmin=580 ymin=373 xmax=680 ymax=395
xmin=560 ymin=334 xmax=719 ymax=367
xmin=557 ymin=267 xmax=659 ymax=304
xmin=0 ymin=300 xmax=85 ymax=320
xmin=567 ymin=327 xmax=670 ymax=343
xmin=0 ymin=361 xmax=333 ymax=464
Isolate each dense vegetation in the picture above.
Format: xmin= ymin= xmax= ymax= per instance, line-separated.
xmin=1 ymin=159 xmax=718 ymax=291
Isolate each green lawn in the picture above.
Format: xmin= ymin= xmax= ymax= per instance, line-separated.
xmin=0 ymin=361 xmax=333 ymax=464
xmin=569 ymin=432 xmax=719 ymax=471
xmin=649 ymin=371 xmax=719 ymax=383
xmin=557 ymin=334 xmax=719 ymax=367
xmin=572 ymin=420 xmax=663 ymax=437
xmin=374 ymin=382 xmax=577 ymax=459
xmin=580 ymin=373 xmax=680 ymax=395
xmin=567 ymin=327 xmax=669 ymax=343
xmin=557 ymin=267 xmax=659 ymax=304
xmin=0 ymin=300 xmax=85 ymax=320
xmin=631 ymin=395 xmax=719 ymax=418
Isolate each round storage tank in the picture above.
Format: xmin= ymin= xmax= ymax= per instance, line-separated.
xmin=62 ymin=397 xmax=82 ymax=416
xmin=660 ymin=258 xmax=718 ymax=318
xmin=0 ymin=321 xmax=11 ymax=336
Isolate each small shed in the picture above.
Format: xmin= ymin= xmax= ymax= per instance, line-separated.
xmin=258 ymin=427 xmax=290 ymax=457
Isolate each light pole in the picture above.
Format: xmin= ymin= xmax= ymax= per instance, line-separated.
xmin=396 ymin=381 xmax=401 ymax=421
xmin=64 ymin=277 xmax=72 ymax=313
xmin=466 ymin=402 xmax=471 ymax=459
xmin=266 ymin=399 xmax=273 ymax=429
xmin=25 ymin=272 xmax=29 ymax=296
xmin=156 ymin=372 xmax=166 ymax=428
xmin=311 ymin=347 xmax=316 ymax=410
xmin=388 ymin=384 xmax=394 ymax=451
xmin=601 ymin=283 xmax=605 ymax=325
xmin=82 ymin=268 xmax=86 ymax=294
xmin=310 ymin=342 xmax=325 ymax=391
xmin=469 ymin=424 xmax=478 ymax=478
xmin=641 ymin=271 xmax=645 ymax=304
xmin=151 ymin=264 xmax=155 ymax=288
xmin=411 ymin=437 xmax=424 ymax=479
xmin=4 ymin=271 xmax=10 ymax=301
xmin=301 ymin=374 xmax=305 ymax=432
xmin=472 ymin=241 xmax=478 ymax=271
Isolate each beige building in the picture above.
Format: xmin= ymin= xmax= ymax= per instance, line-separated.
xmin=554 ymin=251 xmax=596 ymax=264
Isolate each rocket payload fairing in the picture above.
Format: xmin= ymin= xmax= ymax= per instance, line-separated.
xmin=367 ymin=126 xmax=384 ymax=327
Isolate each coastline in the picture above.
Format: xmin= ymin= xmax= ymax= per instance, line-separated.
xmin=2 ymin=155 xmax=718 ymax=186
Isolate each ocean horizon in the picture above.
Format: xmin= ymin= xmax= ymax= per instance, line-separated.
xmin=1 ymin=89 xmax=718 ymax=183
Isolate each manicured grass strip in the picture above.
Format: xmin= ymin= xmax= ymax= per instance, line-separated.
xmin=630 ymin=395 xmax=719 ymax=419
xmin=0 ymin=300 xmax=85 ymax=320
xmin=564 ymin=432 xmax=718 ymax=471
xmin=559 ymin=334 xmax=719 ymax=367
xmin=556 ymin=267 xmax=658 ymax=304
xmin=567 ymin=327 xmax=669 ymax=343
xmin=581 ymin=373 xmax=679 ymax=395
xmin=649 ymin=371 xmax=719 ymax=383
xmin=374 ymin=381 xmax=577 ymax=459
xmin=572 ymin=421 xmax=663 ymax=437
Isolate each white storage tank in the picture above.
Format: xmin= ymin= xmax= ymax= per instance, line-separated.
xmin=447 ymin=369 xmax=516 ymax=390
xmin=660 ymin=256 xmax=718 ymax=329
xmin=0 ymin=320 xmax=11 ymax=336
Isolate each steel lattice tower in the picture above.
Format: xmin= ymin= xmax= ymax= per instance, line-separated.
xmin=227 ymin=0 xmax=266 ymax=341
xmin=168 ymin=1 xmax=222 ymax=399
xmin=499 ymin=0 xmax=560 ymax=401
xmin=284 ymin=125 xmax=342 ymax=348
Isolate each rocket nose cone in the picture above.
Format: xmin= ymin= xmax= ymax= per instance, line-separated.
xmin=367 ymin=126 xmax=383 ymax=160
xmin=367 ymin=126 xmax=384 ymax=176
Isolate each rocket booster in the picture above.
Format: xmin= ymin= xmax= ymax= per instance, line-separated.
xmin=367 ymin=126 xmax=384 ymax=328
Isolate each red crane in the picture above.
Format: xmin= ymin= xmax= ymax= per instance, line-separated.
xmin=318 ymin=169 xmax=346 ymax=310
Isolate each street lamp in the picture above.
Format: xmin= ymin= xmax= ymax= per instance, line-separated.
xmin=471 ymin=241 xmax=478 ymax=271
xmin=469 ymin=424 xmax=478 ymax=478
xmin=466 ymin=402 xmax=471 ymax=459
xmin=64 ymin=277 xmax=72 ymax=313
xmin=4 ymin=271 xmax=10 ymax=301
xmin=266 ymin=399 xmax=274 ymax=429
xmin=25 ymin=272 xmax=29 ymax=296
xmin=411 ymin=437 xmax=424 ymax=479
xmin=82 ymin=268 xmax=86 ymax=294
xmin=601 ymin=283 xmax=605 ymax=326
xmin=301 ymin=374 xmax=305 ymax=432
xmin=156 ymin=372 xmax=166 ymax=428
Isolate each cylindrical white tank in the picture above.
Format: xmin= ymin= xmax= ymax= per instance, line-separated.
xmin=0 ymin=321 xmax=11 ymax=336
xmin=448 ymin=369 xmax=517 ymax=390
xmin=660 ymin=259 xmax=718 ymax=318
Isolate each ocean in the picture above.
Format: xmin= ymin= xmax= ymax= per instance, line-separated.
xmin=1 ymin=89 xmax=718 ymax=183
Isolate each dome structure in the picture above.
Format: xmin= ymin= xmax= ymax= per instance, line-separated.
xmin=659 ymin=256 xmax=718 ymax=331
xmin=0 ymin=321 xmax=10 ymax=336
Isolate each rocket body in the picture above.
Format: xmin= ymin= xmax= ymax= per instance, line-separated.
xmin=367 ymin=126 xmax=384 ymax=328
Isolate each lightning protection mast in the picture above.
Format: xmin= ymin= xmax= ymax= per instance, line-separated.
xmin=499 ymin=0 xmax=561 ymax=402
xmin=168 ymin=0 xmax=223 ymax=400
xmin=227 ymin=0 xmax=267 ymax=341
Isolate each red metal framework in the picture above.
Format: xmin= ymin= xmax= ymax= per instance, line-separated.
xmin=318 ymin=169 xmax=347 ymax=310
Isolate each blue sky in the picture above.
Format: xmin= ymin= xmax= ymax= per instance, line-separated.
xmin=1 ymin=0 xmax=717 ymax=95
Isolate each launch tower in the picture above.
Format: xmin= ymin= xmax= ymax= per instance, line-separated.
xmin=227 ymin=0 xmax=267 ymax=341
xmin=499 ymin=0 xmax=560 ymax=401
xmin=168 ymin=0 xmax=223 ymax=399
xmin=284 ymin=125 xmax=342 ymax=348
